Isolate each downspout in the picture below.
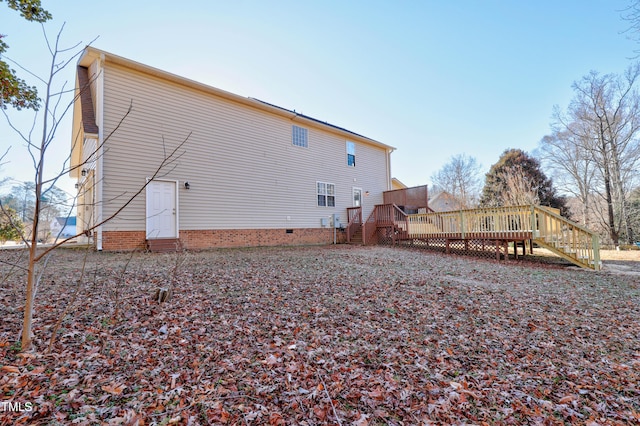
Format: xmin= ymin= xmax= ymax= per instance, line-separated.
xmin=96 ymin=54 xmax=105 ymax=251
xmin=386 ymin=148 xmax=394 ymax=191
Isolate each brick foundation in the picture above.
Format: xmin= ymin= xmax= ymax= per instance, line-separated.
xmin=100 ymin=228 xmax=346 ymax=251
xmin=101 ymin=231 xmax=147 ymax=251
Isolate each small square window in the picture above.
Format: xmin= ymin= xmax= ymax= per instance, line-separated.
xmin=293 ymin=125 xmax=308 ymax=148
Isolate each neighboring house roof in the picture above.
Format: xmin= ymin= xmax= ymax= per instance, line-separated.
xmin=54 ymin=216 xmax=77 ymax=227
xmin=391 ymin=178 xmax=408 ymax=190
xmin=50 ymin=217 xmax=77 ymax=238
xmin=76 ymin=47 xmax=395 ymax=153
xmin=428 ymin=191 xmax=464 ymax=212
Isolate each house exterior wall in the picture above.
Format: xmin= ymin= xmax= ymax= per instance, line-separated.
xmin=74 ymin=50 xmax=392 ymax=250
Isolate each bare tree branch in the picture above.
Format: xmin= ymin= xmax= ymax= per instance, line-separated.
xmin=34 ymin=132 xmax=191 ymax=262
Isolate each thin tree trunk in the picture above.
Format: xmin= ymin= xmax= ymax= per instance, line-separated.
xmin=21 ymin=39 xmax=50 ymax=351
xmin=603 ymin=172 xmax=619 ymax=247
xmin=22 ymin=245 xmax=36 ymax=351
xmin=22 ymin=185 xmax=41 ymax=351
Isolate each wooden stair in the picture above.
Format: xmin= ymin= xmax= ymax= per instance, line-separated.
xmin=147 ymin=238 xmax=182 ymax=253
xmin=346 ymin=207 xmax=364 ymax=244
xmin=349 ymin=227 xmax=363 ymax=244
xmin=530 ymin=206 xmax=601 ymax=270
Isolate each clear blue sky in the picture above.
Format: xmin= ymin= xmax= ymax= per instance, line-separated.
xmin=1 ymin=0 xmax=637 ymax=199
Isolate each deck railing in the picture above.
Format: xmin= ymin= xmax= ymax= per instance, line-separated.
xmin=407 ymin=205 xmax=535 ymax=239
xmin=366 ymin=204 xmax=600 ymax=270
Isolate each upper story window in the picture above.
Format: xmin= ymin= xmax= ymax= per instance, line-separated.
xmin=346 ymin=141 xmax=356 ymax=166
xmin=317 ymin=182 xmax=335 ymax=207
xmin=292 ymin=125 xmax=308 ymax=148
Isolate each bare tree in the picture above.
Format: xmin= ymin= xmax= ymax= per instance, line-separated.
xmin=538 ymin=122 xmax=597 ymax=225
xmin=551 ymin=64 xmax=640 ymax=247
xmin=1 ymin=26 xmax=189 ymax=351
xmin=430 ymin=154 xmax=482 ymax=209
xmin=500 ymin=165 xmax=540 ymax=206
xmin=622 ymin=0 xmax=640 ymax=57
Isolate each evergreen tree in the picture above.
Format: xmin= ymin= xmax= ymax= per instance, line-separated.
xmin=0 ymin=206 xmax=23 ymax=242
xmin=1 ymin=0 xmax=52 ymax=110
xmin=480 ymin=148 xmax=567 ymax=213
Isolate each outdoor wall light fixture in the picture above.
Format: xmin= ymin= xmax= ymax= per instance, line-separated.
xmin=75 ymin=183 xmax=79 ymax=189
xmin=81 ymin=168 xmax=87 ymax=176
xmin=365 ymin=191 xmax=370 ymax=196
xmin=184 ymin=181 xmax=190 ymax=190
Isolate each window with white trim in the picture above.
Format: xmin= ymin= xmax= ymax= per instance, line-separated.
xmin=292 ymin=125 xmax=308 ymax=148
xmin=317 ymin=182 xmax=335 ymax=207
xmin=346 ymin=141 xmax=356 ymax=166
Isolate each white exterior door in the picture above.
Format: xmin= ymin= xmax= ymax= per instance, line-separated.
xmin=353 ymin=187 xmax=362 ymax=208
xmin=146 ymin=180 xmax=177 ymax=239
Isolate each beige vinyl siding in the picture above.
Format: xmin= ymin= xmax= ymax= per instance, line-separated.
xmin=100 ymin=63 xmax=388 ymax=232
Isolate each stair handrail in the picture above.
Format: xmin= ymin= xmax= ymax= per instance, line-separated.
xmin=532 ymin=205 xmax=601 ymax=270
xmin=363 ymin=205 xmax=380 ymax=245
xmin=533 ymin=205 xmax=595 ymax=235
xmin=346 ymin=207 xmax=362 ymax=243
xmin=392 ymin=204 xmax=408 ymax=231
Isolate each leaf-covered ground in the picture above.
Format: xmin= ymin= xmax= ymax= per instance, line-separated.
xmin=1 ymin=245 xmax=639 ymax=425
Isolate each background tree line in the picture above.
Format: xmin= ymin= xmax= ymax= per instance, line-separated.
xmin=539 ymin=63 xmax=640 ymax=248
xmin=0 ymin=181 xmax=70 ymax=242
xmin=429 ymin=2 xmax=640 ymax=249
xmin=432 ymin=64 xmax=640 ymax=249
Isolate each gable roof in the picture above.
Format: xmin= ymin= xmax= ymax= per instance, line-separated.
xmin=77 ymin=47 xmax=395 ymax=152
xmin=250 ymin=98 xmax=374 ymax=142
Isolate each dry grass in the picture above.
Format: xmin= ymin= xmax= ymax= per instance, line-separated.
xmin=599 ymin=249 xmax=640 ymax=262
xmin=1 ymin=245 xmax=639 ymax=424
xmin=532 ymin=247 xmax=640 ymax=263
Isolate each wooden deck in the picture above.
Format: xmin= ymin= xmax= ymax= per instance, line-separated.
xmin=348 ymin=204 xmax=601 ymax=270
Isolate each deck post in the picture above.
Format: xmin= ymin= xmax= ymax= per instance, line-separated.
xmin=495 ymin=240 xmax=500 ymax=261
xmin=592 ymin=234 xmax=601 ymax=271
xmin=362 ymin=223 xmax=367 ymax=245
xmin=460 ymin=210 xmax=466 ymax=240
xmin=446 ymin=239 xmax=450 ymax=254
